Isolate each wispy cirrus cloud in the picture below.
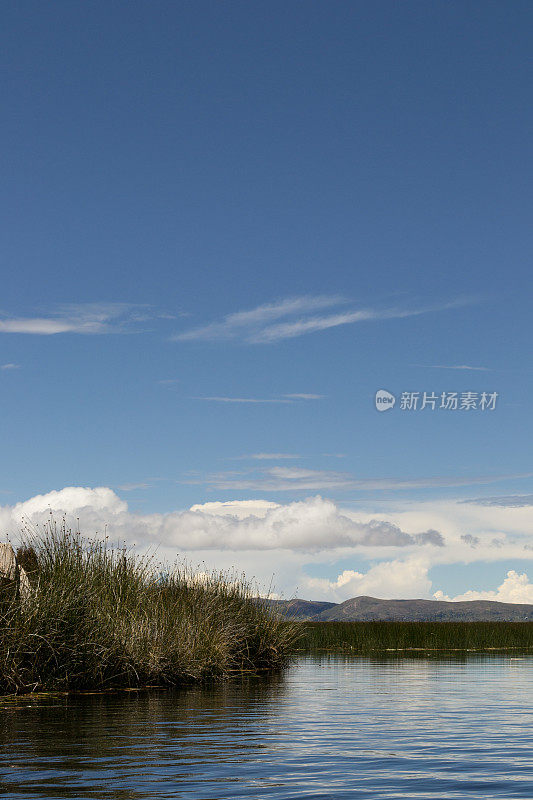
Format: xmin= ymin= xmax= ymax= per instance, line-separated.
xmin=233 ymin=451 xmax=343 ymax=461
xmin=184 ymin=466 xmax=353 ymax=491
xmin=1 ymin=363 xmax=20 ymax=370
xmin=0 ymin=303 xmax=149 ymax=335
xmin=237 ymin=453 xmax=301 ymax=460
xmin=412 ymin=364 xmax=491 ymax=372
xmin=192 ymin=396 xmax=293 ymax=404
xmin=174 ymin=296 xmax=470 ymax=345
xmin=283 ymin=393 xmax=325 ymax=400
xmin=462 ymin=494 xmax=533 ymax=507
xmin=192 ymin=394 xmax=323 ymax=404
xmin=174 ymin=295 xmax=344 ymax=342
xmin=184 ymin=466 xmax=533 ymax=493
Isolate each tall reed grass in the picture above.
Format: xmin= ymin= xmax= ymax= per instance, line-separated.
xmin=0 ymin=519 xmax=296 ymax=694
xmin=295 ymin=621 xmax=533 ymax=653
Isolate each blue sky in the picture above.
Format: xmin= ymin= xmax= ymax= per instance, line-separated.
xmin=1 ymin=1 xmax=533 ymax=601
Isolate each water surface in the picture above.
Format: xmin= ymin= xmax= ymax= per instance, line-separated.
xmin=1 ymin=655 xmax=533 ymax=799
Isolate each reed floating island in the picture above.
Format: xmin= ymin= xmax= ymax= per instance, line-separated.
xmin=0 ymin=520 xmax=296 ymax=695
xmin=294 ymin=620 xmax=533 ymax=654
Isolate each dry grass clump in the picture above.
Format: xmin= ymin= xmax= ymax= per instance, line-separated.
xmin=0 ymin=519 xmax=296 ymax=694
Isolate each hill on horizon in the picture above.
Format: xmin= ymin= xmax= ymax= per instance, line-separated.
xmin=265 ymin=595 xmax=533 ymax=622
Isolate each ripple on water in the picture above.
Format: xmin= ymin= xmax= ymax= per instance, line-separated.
xmin=1 ymin=656 xmax=533 ymax=799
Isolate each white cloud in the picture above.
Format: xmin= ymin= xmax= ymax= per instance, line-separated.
xmin=0 ymin=319 xmax=72 ymax=335
xmin=303 ymin=557 xmax=432 ymax=601
xmin=189 ymin=500 xmax=280 ymax=518
xmin=237 ymin=453 xmax=301 ymax=460
xmin=270 ymin=467 xmax=329 ymax=479
xmin=412 ymin=364 xmax=490 ymax=371
xmin=192 ymin=395 xmax=322 ymax=404
xmin=1 ymin=363 xmax=20 ymax=370
xmin=190 ymin=466 xmax=354 ymax=491
xmin=282 ymin=393 xmax=325 ymax=400
xmin=462 ymin=494 xmax=533 ymax=507
xmin=190 ymin=466 xmax=533 ymax=493
xmin=175 ymin=295 xmax=344 ymax=342
xmin=434 ymin=570 xmax=533 ymax=604
xmin=0 ymin=303 xmax=146 ymax=335
xmin=3 ymin=487 xmax=533 ymax=601
xmin=192 ymin=396 xmax=293 ymax=404
xmin=372 ymin=497 xmax=533 ymax=549
xmin=0 ymin=488 xmax=443 ymax=555
xmin=175 ymin=296 xmax=468 ymax=344
xmin=12 ymin=486 xmax=127 ymax=518
xmin=248 ymin=309 xmax=386 ymax=343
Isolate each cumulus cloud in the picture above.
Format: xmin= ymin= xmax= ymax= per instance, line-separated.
xmin=0 ymin=488 xmax=444 ymax=554
xmin=189 ymin=500 xmax=280 ymax=518
xmin=303 ymin=558 xmax=432 ymax=601
xmin=11 ymin=486 xmax=127 ymax=517
xmin=4 ymin=487 xmax=533 ymax=601
xmin=434 ymin=570 xmax=533 ymax=604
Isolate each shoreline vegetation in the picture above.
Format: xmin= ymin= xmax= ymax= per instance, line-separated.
xmin=0 ymin=520 xmax=296 ymax=695
xmin=293 ymin=620 xmax=533 ymax=654
xmin=2 ymin=522 xmax=533 ymax=696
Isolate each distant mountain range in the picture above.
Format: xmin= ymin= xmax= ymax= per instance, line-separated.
xmin=263 ymin=596 xmax=533 ymax=622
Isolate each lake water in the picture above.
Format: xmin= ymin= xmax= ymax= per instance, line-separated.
xmin=1 ymin=655 xmax=533 ymax=799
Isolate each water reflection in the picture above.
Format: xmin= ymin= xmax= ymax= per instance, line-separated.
xmin=0 ymin=674 xmax=287 ymax=800
xmin=1 ymin=656 xmax=533 ymax=799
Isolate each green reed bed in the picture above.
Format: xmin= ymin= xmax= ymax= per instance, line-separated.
xmin=0 ymin=521 xmax=297 ymax=694
xmin=294 ymin=621 xmax=533 ymax=653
